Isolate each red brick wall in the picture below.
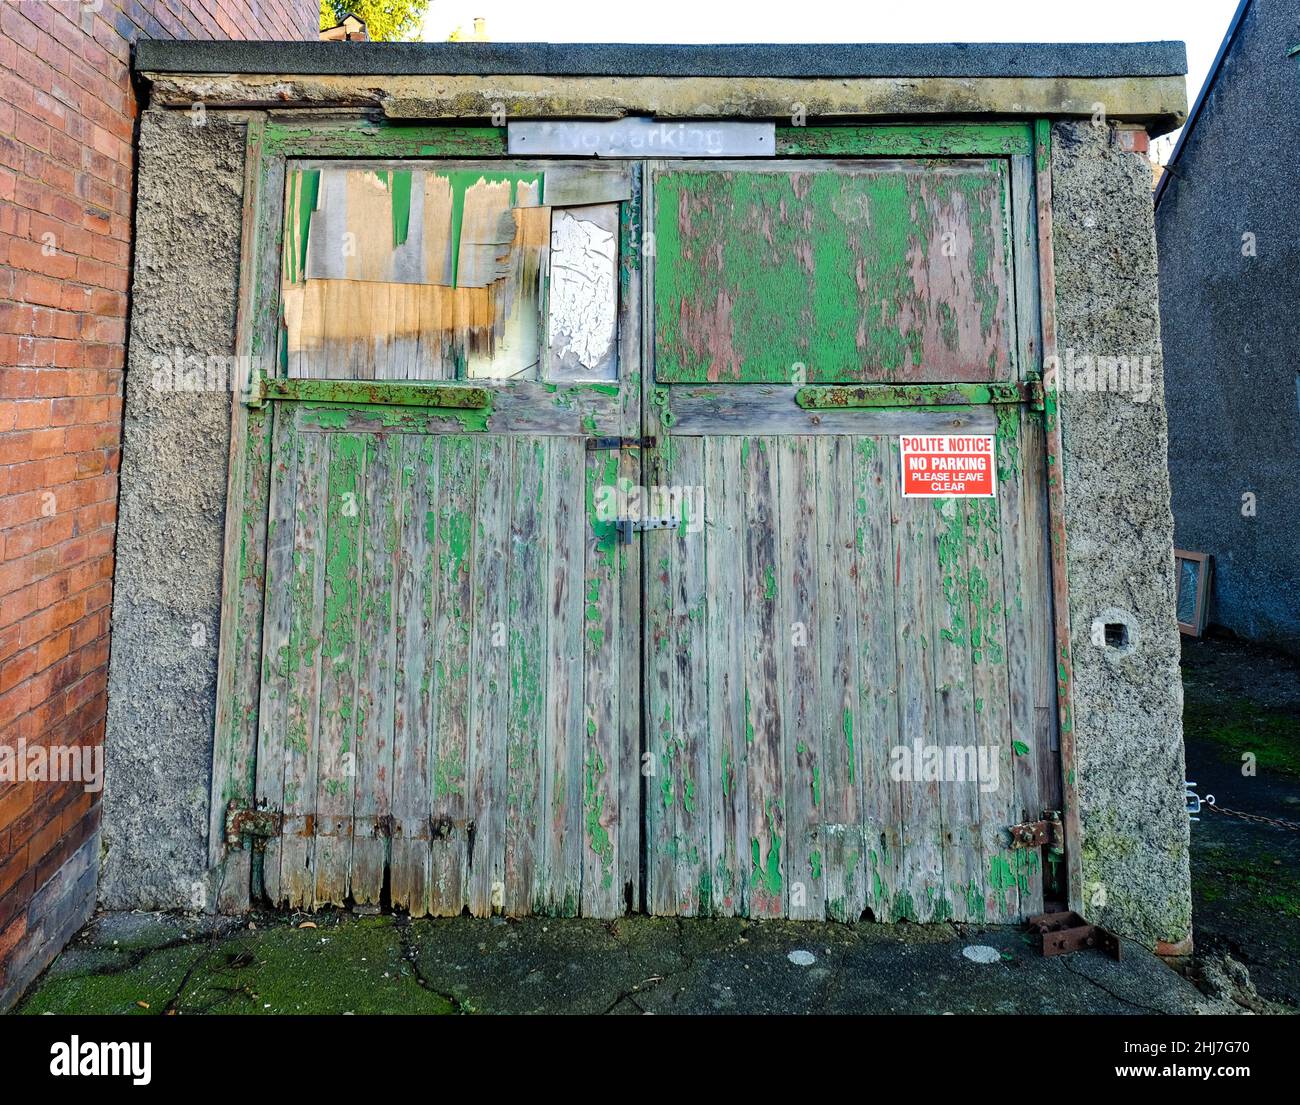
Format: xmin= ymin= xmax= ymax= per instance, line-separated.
xmin=0 ymin=0 xmax=318 ymax=1009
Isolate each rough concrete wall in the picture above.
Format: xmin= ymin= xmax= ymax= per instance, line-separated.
xmin=1156 ymin=0 xmax=1300 ymax=654
xmin=1051 ymin=120 xmax=1191 ymax=950
xmin=100 ymin=113 xmax=245 ymax=910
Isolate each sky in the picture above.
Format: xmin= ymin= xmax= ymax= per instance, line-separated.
xmin=420 ymin=0 xmax=1243 ymax=161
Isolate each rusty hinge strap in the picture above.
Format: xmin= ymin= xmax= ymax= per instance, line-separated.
xmin=1008 ymin=810 xmax=1064 ymax=851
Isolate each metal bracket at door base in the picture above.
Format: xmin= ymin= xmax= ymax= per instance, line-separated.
xmin=1028 ymin=911 xmax=1122 ymax=960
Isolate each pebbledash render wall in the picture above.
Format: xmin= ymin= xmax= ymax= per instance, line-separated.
xmin=0 ymin=1 xmax=318 ymax=1011
xmin=102 ymin=42 xmax=1192 ymax=951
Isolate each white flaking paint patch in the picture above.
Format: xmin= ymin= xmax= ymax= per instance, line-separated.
xmin=548 ymin=206 xmax=617 ymax=377
xmin=787 ymin=949 xmax=816 ymax=966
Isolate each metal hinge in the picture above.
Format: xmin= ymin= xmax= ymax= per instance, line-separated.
xmin=1027 ymin=379 xmax=1046 ymax=411
xmin=615 ymin=517 xmax=677 ymax=544
xmin=1028 ymin=910 xmax=1122 ymax=960
xmin=1007 ymin=810 xmax=1064 ymax=851
xmin=224 ymin=800 xmax=283 ymax=852
xmin=586 ymin=436 xmax=656 ymax=451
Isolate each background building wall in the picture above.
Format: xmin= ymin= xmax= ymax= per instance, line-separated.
xmin=0 ymin=0 xmax=317 ymax=1011
xmin=1156 ymin=0 xmax=1300 ymax=654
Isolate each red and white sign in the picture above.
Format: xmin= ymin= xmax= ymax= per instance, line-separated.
xmin=900 ymin=434 xmax=997 ymax=498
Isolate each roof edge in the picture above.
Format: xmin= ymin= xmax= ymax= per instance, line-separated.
xmin=133 ymin=40 xmax=1188 ymax=80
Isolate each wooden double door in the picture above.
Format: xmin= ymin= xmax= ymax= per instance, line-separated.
xmin=231 ymin=149 xmax=1062 ymax=922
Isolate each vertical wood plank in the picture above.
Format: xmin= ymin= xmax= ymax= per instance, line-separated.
xmin=312 ymin=433 xmax=365 ymax=906
xmin=742 ymin=437 xmax=785 ymax=917
xmin=671 ymin=438 xmax=710 ymax=915
xmin=253 ymin=405 xmax=296 ymax=907
xmin=279 ymin=430 xmax=328 ymax=909
xmin=428 ymin=435 xmax=476 ymax=915
xmin=891 ymin=440 xmax=943 ymax=921
xmin=543 ymin=438 xmax=584 ymax=915
xmin=855 ymin=437 xmax=902 ymax=920
xmin=581 ymin=444 xmax=623 ymax=917
xmin=467 ymin=437 xmax=511 ymax=915
xmin=390 ymin=435 xmax=436 ymax=916
xmin=778 ymin=437 xmax=823 ymax=920
xmin=705 ymin=437 xmax=746 ymax=916
xmin=643 ymin=437 xmax=678 ymax=914
xmin=614 ymin=439 xmax=641 ymax=915
xmin=930 ymin=495 xmax=981 ymax=922
xmin=979 ymin=421 xmax=1029 ymax=921
xmin=816 ymin=436 xmax=866 ymax=922
xmin=350 ymin=433 xmax=400 ymax=905
xmin=504 ymin=438 xmax=547 ymax=913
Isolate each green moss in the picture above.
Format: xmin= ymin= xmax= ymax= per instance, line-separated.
xmin=1183 ymin=695 xmax=1300 ymax=777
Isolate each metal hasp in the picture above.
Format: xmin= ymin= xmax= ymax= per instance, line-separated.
xmin=508 ymin=118 xmax=775 ymax=157
xmin=615 ymin=517 xmax=677 ymax=544
xmin=224 ymin=800 xmax=283 ymax=852
xmin=1028 ymin=911 xmax=1122 ymax=960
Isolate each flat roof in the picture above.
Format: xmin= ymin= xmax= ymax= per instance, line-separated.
xmin=134 ymin=40 xmax=1187 ymax=79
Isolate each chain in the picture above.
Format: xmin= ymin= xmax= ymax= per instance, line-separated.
xmin=1206 ymin=801 xmax=1300 ymax=832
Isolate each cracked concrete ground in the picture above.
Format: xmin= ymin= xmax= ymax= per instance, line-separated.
xmin=13 ymin=909 xmax=1224 ymax=1015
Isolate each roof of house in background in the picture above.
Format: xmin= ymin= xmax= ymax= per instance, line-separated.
xmin=1154 ymin=0 xmax=1252 ymax=207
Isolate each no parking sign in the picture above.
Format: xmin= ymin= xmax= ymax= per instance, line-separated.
xmin=900 ymin=434 xmax=997 ymax=497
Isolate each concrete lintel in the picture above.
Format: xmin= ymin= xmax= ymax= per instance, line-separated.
xmin=140 ymin=73 xmax=1188 ymax=135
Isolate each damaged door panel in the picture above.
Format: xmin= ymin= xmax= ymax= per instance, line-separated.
xmin=281 ymin=162 xmax=627 ymax=383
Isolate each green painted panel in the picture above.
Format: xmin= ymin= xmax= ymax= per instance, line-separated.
xmin=653 ymin=162 xmax=1013 ymax=384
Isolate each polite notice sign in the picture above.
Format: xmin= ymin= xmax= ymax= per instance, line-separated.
xmin=900 ymin=434 xmax=997 ymax=497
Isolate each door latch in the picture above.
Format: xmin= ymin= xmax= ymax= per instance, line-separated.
xmin=615 ymin=517 xmax=678 ymax=544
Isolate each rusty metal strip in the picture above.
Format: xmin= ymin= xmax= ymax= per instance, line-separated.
xmin=1034 ymin=118 xmax=1084 ymax=911
xmin=1028 ymin=911 xmax=1121 ymax=960
xmin=796 ymin=382 xmax=1028 ymax=409
xmin=254 ymin=378 xmax=491 ymax=409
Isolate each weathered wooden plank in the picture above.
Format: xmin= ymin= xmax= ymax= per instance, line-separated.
xmin=390 ymin=435 xmax=436 ymax=916
xmin=670 ymin=437 xmax=710 ymax=915
xmin=278 ymin=430 xmax=328 ymax=909
xmin=253 ymin=406 xmax=296 ymax=908
xmin=350 ymin=434 xmax=400 ymax=905
xmin=742 ymin=437 xmax=785 ymax=917
xmin=705 ymin=437 xmax=747 ymax=916
xmin=643 ymin=436 xmax=678 ymax=915
xmin=542 ymin=438 xmax=584 ymax=915
xmin=467 ymin=437 xmax=511 ymax=915
xmin=667 ymin=385 xmax=997 ymax=437
xmin=581 ymin=444 xmax=623 ymax=917
xmin=504 ymin=438 xmax=547 ymax=913
xmin=983 ymin=409 xmax=1031 ymax=921
xmin=312 ymin=433 xmax=365 ymax=907
xmin=614 ymin=447 xmax=642 ymax=916
xmin=930 ymin=494 xmax=981 ymax=922
xmin=891 ymin=440 xmax=944 ymax=921
xmin=777 ymin=436 xmax=823 ymax=920
xmin=853 ymin=437 xmax=903 ymax=921
xmin=815 ymin=436 xmax=866 ymax=922
xmin=427 ymin=436 xmax=476 ymax=915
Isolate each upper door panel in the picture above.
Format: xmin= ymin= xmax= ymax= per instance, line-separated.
xmin=281 ymin=161 xmax=631 ymax=383
xmin=652 ymin=160 xmax=1014 ymax=384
